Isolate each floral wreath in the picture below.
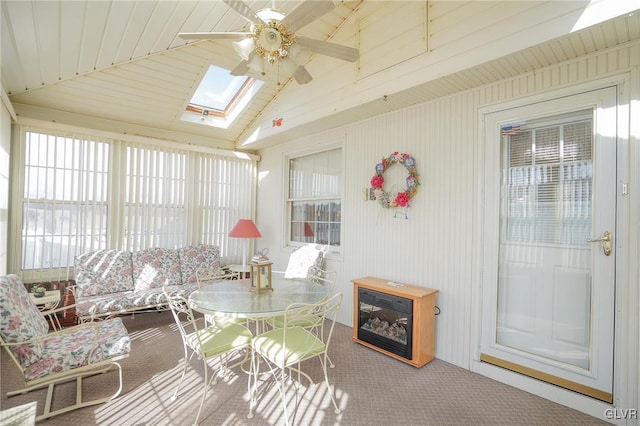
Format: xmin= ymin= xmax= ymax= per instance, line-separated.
xmin=370 ymin=152 xmax=420 ymax=216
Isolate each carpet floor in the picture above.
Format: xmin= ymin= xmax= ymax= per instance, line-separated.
xmin=1 ymin=310 xmax=607 ymax=425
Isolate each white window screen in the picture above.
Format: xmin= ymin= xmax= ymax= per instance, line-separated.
xmin=20 ymin=130 xmax=109 ymax=271
xmin=288 ymin=148 xmax=342 ymax=247
xmin=502 ymin=110 xmax=593 ymax=246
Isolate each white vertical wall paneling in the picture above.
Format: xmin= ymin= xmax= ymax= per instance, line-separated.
xmin=0 ymin=100 xmax=10 ymax=276
xmin=257 ymin=41 xmax=640 ymax=379
xmin=628 ymin=47 xmax=640 ymax=419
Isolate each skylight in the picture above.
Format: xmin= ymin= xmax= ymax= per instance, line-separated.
xmin=181 ymin=64 xmax=263 ymax=129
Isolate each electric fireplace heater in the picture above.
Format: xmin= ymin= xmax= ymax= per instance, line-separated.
xmin=357 ymin=287 xmax=413 ymax=360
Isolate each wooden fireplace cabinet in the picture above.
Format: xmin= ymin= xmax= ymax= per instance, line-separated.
xmin=352 ymin=276 xmax=438 ymax=367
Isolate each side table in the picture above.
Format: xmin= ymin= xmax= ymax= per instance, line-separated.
xmin=30 ymin=290 xmax=61 ymax=312
xmin=227 ymin=264 xmax=252 ymax=279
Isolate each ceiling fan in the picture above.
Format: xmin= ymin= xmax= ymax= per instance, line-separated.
xmin=178 ymin=0 xmax=359 ymax=85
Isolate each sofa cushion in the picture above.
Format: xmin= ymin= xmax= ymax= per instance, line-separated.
xmin=75 ymin=284 xmax=198 ymax=319
xmin=75 ymin=250 xmax=134 ymax=297
xmin=23 ymin=318 xmax=130 ymax=382
xmin=0 ymin=274 xmax=50 ymax=366
xmin=132 ymin=248 xmax=182 ymax=292
xmin=178 ymin=244 xmax=221 ymax=284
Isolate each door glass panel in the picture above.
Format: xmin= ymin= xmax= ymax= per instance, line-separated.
xmin=497 ymin=110 xmax=593 ymax=370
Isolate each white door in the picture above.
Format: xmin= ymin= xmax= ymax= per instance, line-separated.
xmin=480 ymin=87 xmax=617 ymax=402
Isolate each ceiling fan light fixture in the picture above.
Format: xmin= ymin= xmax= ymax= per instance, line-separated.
xmin=247 ymin=54 xmax=265 ymax=75
xmin=256 ymin=8 xmax=285 ymax=23
xmin=259 ymin=27 xmax=283 ymax=51
xmin=233 ymin=38 xmax=255 ymax=61
xmin=252 ymin=21 xmax=295 ymax=65
xmin=289 ymin=43 xmax=312 ymax=64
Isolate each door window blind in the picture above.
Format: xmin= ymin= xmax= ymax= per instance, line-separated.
xmin=503 ymin=111 xmax=593 ymax=246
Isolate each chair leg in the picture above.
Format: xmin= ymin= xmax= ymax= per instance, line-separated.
xmin=193 ymin=357 xmax=209 ymax=426
xmin=247 ymin=349 xmax=259 ymax=419
xmin=172 ymin=344 xmax=190 ymax=400
xmin=30 ymin=362 xmax=124 ymax=422
xmin=327 ymin=353 xmax=335 ymax=368
xmin=320 ymin=354 xmax=341 ymax=414
xmin=279 ymin=365 xmax=291 ymax=426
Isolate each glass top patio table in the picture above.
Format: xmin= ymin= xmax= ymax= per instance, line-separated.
xmin=188 ymin=277 xmax=329 ymax=319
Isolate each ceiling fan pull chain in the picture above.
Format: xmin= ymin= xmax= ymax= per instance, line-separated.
xmin=276 ymin=61 xmax=281 ymax=86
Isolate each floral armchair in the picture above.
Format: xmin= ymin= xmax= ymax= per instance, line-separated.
xmin=0 ymin=274 xmax=131 ymax=421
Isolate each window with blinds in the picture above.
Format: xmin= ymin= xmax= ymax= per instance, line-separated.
xmin=21 ymin=131 xmax=110 ymax=270
xmin=15 ymin=127 xmax=256 ymax=277
xmin=124 ymin=146 xmax=187 ymax=251
xmin=502 ymin=110 xmax=593 ymax=246
xmin=287 ymin=148 xmax=342 ymax=248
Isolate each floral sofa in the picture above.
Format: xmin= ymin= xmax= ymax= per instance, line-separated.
xmin=73 ymin=244 xmax=221 ymax=322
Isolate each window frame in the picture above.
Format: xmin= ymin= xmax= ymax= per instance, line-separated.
xmin=180 ymin=65 xmax=263 ymax=129
xmin=284 ymin=143 xmax=344 ymax=253
xmin=9 ymin=121 xmax=259 ymax=282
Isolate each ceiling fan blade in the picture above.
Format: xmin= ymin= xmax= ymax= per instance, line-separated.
xmin=230 ymin=60 xmax=250 ymax=76
xmin=296 ymin=37 xmax=359 ymax=63
xmin=280 ymin=0 xmax=335 ymax=31
xmin=179 ymin=32 xmax=250 ymax=40
xmin=280 ymin=58 xmax=313 ymax=84
xmin=292 ymin=65 xmax=313 ymax=84
xmin=223 ymin=0 xmax=264 ymax=26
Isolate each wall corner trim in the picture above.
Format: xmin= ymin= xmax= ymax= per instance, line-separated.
xmin=1 ymin=87 xmax=17 ymax=122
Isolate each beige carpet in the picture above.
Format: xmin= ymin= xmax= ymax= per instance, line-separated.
xmin=1 ymin=311 xmax=607 ymax=425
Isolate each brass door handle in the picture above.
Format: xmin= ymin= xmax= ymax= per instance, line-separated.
xmin=587 ymin=231 xmax=612 ymax=256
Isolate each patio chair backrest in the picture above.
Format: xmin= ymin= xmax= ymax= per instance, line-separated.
xmin=307 ymin=266 xmax=337 ymax=291
xmin=196 ymin=267 xmax=232 ymax=288
xmin=283 ymin=245 xmax=326 ymax=279
xmin=0 ymin=274 xmax=50 ymax=366
xmin=163 ymin=291 xmax=198 ymax=343
xmin=282 ymin=293 xmax=343 ymax=353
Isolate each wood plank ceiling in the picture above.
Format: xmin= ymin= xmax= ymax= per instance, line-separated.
xmin=2 ymin=1 xmax=639 ymax=151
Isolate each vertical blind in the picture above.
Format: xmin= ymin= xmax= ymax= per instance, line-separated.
xmin=123 ymin=144 xmax=187 ymax=251
xmin=14 ymin=126 xmax=256 ymax=281
xmin=20 ymin=131 xmax=110 ymax=278
xmin=502 ymin=110 xmax=593 ymax=246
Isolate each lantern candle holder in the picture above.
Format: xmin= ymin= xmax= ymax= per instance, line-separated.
xmin=250 ymin=262 xmax=273 ymax=292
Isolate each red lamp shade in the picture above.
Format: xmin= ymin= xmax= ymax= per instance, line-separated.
xmin=229 ymin=219 xmax=262 ymax=238
xmin=303 ymin=222 xmax=314 ymax=237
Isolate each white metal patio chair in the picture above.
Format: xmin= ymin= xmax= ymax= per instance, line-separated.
xmin=267 ymin=266 xmax=337 ymax=329
xmin=248 ymin=292 xmax=343 ymax=425
xmin=0 ymin=274 xmax=131 ymax=422
xmin=276 ymin=244 xmax=327 ymax=280
xmin=164 ymin=289 xmax=253 ymax=426
xmin=266 ymin=266 xmax=338 ymax=367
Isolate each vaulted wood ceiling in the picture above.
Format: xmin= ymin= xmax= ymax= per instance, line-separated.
xmin=2 ymin=1 xmax=639 ymax=152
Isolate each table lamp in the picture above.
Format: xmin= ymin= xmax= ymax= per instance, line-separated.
xmin=304 ymin=222 xmax=314 ymax=242
xmin=229 ymin=219 xmax=262 ymax=272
